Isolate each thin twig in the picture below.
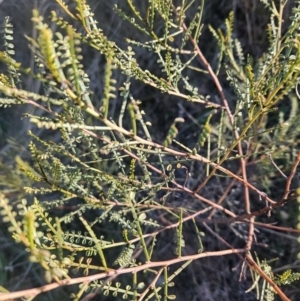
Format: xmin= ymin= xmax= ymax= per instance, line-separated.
xmin=267 ymin=153 xmax=287 ymax=179
xmin=284 ymin=151 xmax=300 ymax=199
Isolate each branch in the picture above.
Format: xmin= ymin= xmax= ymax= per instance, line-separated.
xmin=0 ymin=249 xmax=245 ymax=301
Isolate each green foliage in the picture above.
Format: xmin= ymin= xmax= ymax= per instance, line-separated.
xmin=247 ymin=253 xmax=300 ymax=301
xmin=0 ymin=0 xmax=300 ymax=300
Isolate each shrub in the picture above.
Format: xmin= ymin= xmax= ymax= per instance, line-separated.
xmin=0 ymin=1 xmax=300 ymax=300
